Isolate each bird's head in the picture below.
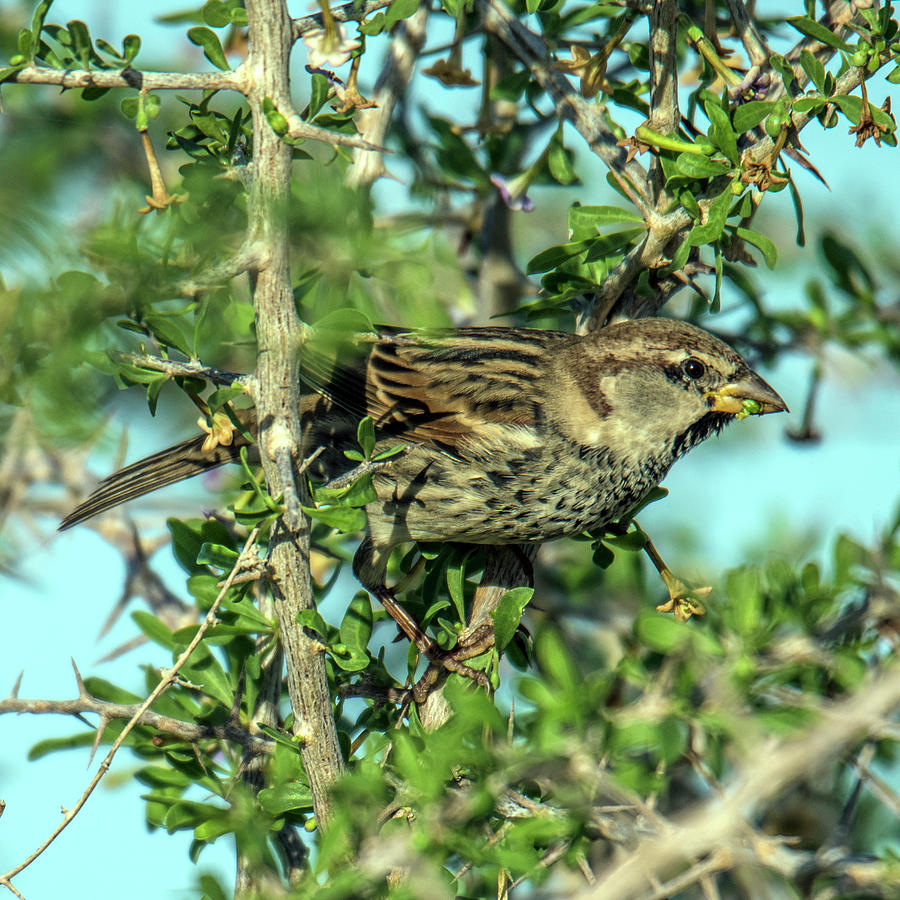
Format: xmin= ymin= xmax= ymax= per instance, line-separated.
xmin=553 ymin=318 xmax=787 ymax=463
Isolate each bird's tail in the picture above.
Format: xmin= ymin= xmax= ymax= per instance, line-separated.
xmin=58 ymin=435 xmax=247 ymax=530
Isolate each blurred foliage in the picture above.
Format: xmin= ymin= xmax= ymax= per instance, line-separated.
xmin=2 ymin=0 xmax=900 ymax=898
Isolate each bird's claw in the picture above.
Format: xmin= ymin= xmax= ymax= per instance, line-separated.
xmin=655 ymin=569 xmax=711 ymax=622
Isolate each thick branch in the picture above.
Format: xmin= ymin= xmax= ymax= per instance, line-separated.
xmin=647 ymin=1 xmax=679 ymax=208
xmin=244 ymin=0 xmax=345 ymax=827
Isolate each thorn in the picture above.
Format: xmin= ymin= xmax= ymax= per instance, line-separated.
xmin=11 ymin=671 xmax=23 ymax=699
xmin=88 ymin=717 xmax=107 ymax=767
xmin=71 ymin=658 xmax=87 ymax=696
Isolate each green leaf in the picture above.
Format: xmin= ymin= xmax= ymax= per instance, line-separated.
xmin=67 ymin=20 xmax=98 ymax=69
xmin=357 ymin=416 xmax=375 ymax=458
xmin=196 ymin=542 xmax=240 ymax=569
xmin=525 ymin=240 xmax=593 ymax=275
xmin=734 ymin=226 xmax=777 ymax=269
xmin=122 ymin=34 xmax=141 ymax=63
xmin=132 ymin=610 xmax=176 ymax=649
xmin=548 ymin=130 xmax=578 ymax=185
xmin=712 ymin=242 xmax=723 ymax=312
xmin=584 ymin=227 xmax=645 ymax=263
xmin=491 ymin=587 xmax=534 ymax=651
xmin=798 ymin=50 xmax=826 ymax=93
xmin=297 ymin=609 xmax=330 ymax=637
xmin=568 ymin=204 xmax=644 ymax=238
xmin=732 ymin=100 xmax=774 ymax=133
xmin=301 ymin=504 xmax=366 ymax=532
xmin=792 ymin=97 xmax=826 ymax=115
xmin=340 ymin=591 xmax=373 ymax=655
xmin=178 ymin=645 xmax=233 ymax=706
xmin=635 ymin=612 xmax=691 ymax=652
xmin=258 ymin=782 xmax=313 ymax=815
xmin=688 ymin=187 xmax=733 ymax=245
xmin=674 ymin=153 xmax=733 ymax=178
xmin=605 ymin=529 xmax=647 ymax=551
xmin=143 ymin=314 xmax=193 ymax=356
xmin=446 ymin=556 xmax=467 ymax=622
xmin=705 ymin=99 xmax=739 ymax=165
xmin=202 ymin=1 xmax=232 ymax=27
xmin=786 ymin=16 xmax=852 ymax=51
xmin=187 ymin=26 xmax=230 ymax=71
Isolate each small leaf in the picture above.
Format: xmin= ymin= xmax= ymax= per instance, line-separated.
xmin=491 ymin=587 xmax=533 ymax=651
xmin=196 ymin=542 xmax=241 ymax=569
xmin=798 ymin=50 xmax=826 ymax=93
xmin=635 ymin=612 xmax=691 ymax=652
xmin=785 ymin=15 xmax=851 ymax=51
xmin=568 ymin=204 xmax=644 ymax=237
xmin=732 ymin=100 xmax=774 ymax=133
xmin=258 ymin=782 xmax=313 ymax=815
xmin=446 ymin=556 xmax=467 ymax=622
xmin=297 ymin=609 xmax=330 ymax=637
xmin=734 ymin=226 xmax=777 ymax=269
xmin=143 ymin=314 xmax=193 ymax=356
xmin=122 ymin=34 xmax=141 ymax=63
xmin=674 ymin=153 xmax=733 ymax=179
xmin=301 ymin=504 xmax=366 ymax=532
xmin=357 ymin=416 xmax=375 ymax=458
xmin=187 ymin=26 xmax=230 ymax=71
xmin=340 ymin=591 xmax=373 ymax=655
xmin=688 ymin=187 xmax=733 ymax=245
xmin=705 ymin=99 xmax=739 ymax=165
xmin=526 ymin=240 xmax=593 ymax=275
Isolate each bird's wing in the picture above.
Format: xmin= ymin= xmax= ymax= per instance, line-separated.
xmin=302 ymin=327 xmax=569 ymax=455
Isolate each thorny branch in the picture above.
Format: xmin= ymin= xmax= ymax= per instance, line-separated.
xmin=0 ymin=665 xmax=274 ymax=753
xmin=0 ymin=528 xmax=261 ymax=895
xmin=579 ymin=663 xmax=900 ymax=899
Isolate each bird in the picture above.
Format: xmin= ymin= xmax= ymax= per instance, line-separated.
xmin=60 ymin=317 xmax=787 ymax=682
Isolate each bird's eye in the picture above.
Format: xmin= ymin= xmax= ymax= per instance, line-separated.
xmin=682 ymin=357 xmax=706 ymax=380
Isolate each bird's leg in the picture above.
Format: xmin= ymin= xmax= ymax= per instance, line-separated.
xmin=373 ymin=586 xmax=489 ymax=693
xmin=354 ymin=538 xmax=489 ymax=693
xmin=640 ymin=530 xmax=711 ymax=622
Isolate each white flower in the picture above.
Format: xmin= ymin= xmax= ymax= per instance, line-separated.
xmin=303 ymin=23 xmax=360 ymax=69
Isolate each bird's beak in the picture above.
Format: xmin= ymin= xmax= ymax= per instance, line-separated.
xmin=706 ymin=371 xmax=788 ymax=419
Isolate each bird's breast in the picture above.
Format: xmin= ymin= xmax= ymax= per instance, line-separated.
xmin=365 ymin=440 xmax=674 ymax=546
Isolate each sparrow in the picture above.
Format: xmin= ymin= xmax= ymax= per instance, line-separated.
xmin=60 ymin=318 xmax=786 ymax=680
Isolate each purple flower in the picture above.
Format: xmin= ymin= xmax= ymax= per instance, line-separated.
xmin=490 ymin=173 xmax=535 ymax=212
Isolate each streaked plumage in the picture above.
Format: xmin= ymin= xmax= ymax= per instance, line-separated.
xmin=61 ymin=318 xmax=787 ymax=598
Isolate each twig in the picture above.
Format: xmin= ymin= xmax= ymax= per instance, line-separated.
xmin=4 ymin=63 xmax=246 ymax=92
xmin=282 ymin=107 xmax=385 ymax=150
xmin=0 ymin=527 xmax=261 ymax=894
xmin=176 ymin=240 xmax=268 ymax=299
xmin=346 ymin=3 xmax=429 ymax=187
xmin=113 ymin=353 xmax=250 ymax=386
xmin=479 ymin=0 xmax=652 ymax=207
xmin=0 ymin=682 xmax=273 ymax=752
xmin=292 ymin=0 xmax=394 ymax=37
xmin=725 ymin=0 xmax=769 ymax=68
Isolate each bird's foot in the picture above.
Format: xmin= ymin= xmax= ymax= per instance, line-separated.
xmin=655 ymin=568 xmax=711 ymax=622
xmin=374 ymin=587 xmax=490 ymax=699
